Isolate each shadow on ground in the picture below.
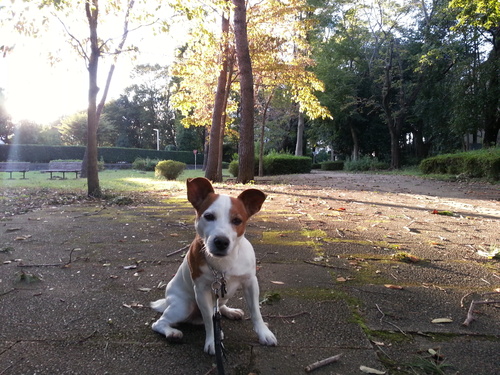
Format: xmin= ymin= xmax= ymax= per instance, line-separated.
xmin=1 ymin=172 xmax=499 ymax=374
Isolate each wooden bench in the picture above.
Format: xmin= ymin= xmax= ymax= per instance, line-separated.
xmin=0 ymin=162 xmax=30 ymax=179
xmin=44 ymin=161 xmax=83 ymax=179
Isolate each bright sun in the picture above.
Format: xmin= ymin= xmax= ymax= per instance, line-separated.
xmin=1 ymin=18 xmax=178 ymax=126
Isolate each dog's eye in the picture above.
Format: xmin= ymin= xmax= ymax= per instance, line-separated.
xmin=203 ymin=213 xmax=216 ymax=221
xmin=231 ymin=217 xmax=243 ymax=226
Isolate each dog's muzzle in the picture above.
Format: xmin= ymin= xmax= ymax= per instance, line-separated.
xmin=210 ymin=235 xmax=230 ymax=256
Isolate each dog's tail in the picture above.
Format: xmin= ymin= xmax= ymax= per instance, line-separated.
xmin=150 ymin=298 xmax=167 ymax=312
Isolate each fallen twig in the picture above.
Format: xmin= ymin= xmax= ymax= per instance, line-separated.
xmin=462 ymin=292 xmax=500 ymax=326
xmin=17 ymin=248 xmax=78 ymax=268
xmin=303 ymin=260 xmax=348 ymax=270
xmin=166 ymin=244 xmax=189 ymax=257
xmin=262 ymin=311 xmax=311 ymax=319
xmin=305 ymin=353 xmax=343 ymax=372
xmin=375 ymin=304 xmax=408 ymax=337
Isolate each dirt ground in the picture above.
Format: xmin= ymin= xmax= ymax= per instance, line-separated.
xmin=1 ymin=171 xmax=499 ymax=374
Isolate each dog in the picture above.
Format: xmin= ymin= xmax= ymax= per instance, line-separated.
xmin=151 ymin=177 xmax=277 ymax=354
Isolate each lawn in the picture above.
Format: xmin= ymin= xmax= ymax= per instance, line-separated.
xmin=0 ymin=168 xmax=217 ymax=194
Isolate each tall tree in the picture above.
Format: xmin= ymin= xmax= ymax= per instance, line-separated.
xmin=205 ymin=7 xmax=233 ymax=182
xmin=232 ymin=0 xmax=255 ymax=183
xmin=3 ymin=0 xmax=162 ymax=196
xmin=450 ymin=0 xmax=500 ymax=146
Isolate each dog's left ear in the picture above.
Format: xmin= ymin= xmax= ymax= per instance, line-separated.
xmin=187 ymin=177 xmax=215 ymax=210
xmin=238 ymin=189 xmax=267 ymax=218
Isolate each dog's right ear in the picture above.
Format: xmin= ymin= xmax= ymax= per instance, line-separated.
xmin=187 ymin=177 xmax=215 ymax=210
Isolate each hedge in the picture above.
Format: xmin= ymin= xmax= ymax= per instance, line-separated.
xmin=229 ymin=154 xmax=312 ymax=177
xmin=0 ymin=144 xmax=204 ymax=164
xmin=321 ymin=161 xmax=344 ymax=171
xmin=419 ymin=148 xmax=500 ymax=180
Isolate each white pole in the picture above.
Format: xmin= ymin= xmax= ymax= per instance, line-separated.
xmin=153 ymin=128 xmax=159 ymax=151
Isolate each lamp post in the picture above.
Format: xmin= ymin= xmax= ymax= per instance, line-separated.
xmin=153 ymin=128 xmax=159 ymax=151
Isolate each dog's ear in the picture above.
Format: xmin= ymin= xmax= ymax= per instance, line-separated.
xmin=187 ymin=177 xmax=215 ymax=210
xmin=238 ymin=189 xmax=267 ymax=218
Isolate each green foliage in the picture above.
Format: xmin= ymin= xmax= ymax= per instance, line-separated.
xmin=155 ymin=160 xmax=186 ymax=180
xmin=419 ymin=148 xmax=500 ymax=180
xmin=0 ymin=145 xmax=204 ymax=164
xmin=228 ymin=160 xmax=239 ymax=177
xmin=229 ymin=153 xmax=312 ymax=177
xmin=344 ymin=157 xmax=389 ymax=172
xmin=321 ymin=161 xmax=344 ymax=171
xmin=132 ymin=157 xmax=160 ymax=171
xmin=263 ymin=153 xmax=312 ymax=175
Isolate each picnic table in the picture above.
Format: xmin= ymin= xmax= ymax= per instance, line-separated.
xmin=0 ymin=162 xmax=30 ymax=179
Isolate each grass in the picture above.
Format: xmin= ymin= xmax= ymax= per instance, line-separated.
xmin=0 ymin=168 xmax=215 ymax=193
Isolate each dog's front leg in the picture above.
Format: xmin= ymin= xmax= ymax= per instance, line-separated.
xmin=194 ymin=284 xmax=217 ymax=355
xmin=244 ymin=276 xmax=278 ymax=346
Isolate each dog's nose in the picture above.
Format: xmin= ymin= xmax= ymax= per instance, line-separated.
xmin=213 ymin=236 xmax=230 ymax=251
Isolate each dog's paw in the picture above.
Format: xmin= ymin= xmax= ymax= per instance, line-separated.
xmin=256 ymin=326 xmax=277 ymax=346
xmin=220 ymin=306 xmax=244 ymax=320
xmin=152 ymin=321 xmax=183 ymax=341
xmin=204 ymin=339 xmax=216 ymax=355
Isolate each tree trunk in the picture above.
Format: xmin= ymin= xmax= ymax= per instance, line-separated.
xmin=482 ymin=44 xmax=500 ymax=147
xmin=82 ymin=0 xmax=134 ymax=196
xmin=295 ymin=109 xmax=304 ymax=156
xmin=205 ymin=12 xmax=231 ymax=182
xmin=350 ymin=121 xmax=359 ymax=161
xmin=233 ymin=0 xmax=255 ymax=184
xmin=381 ymin=40 xmax=401 ymax=170
xmin=85 ymin=1 xmax=101 ymax=197
xmin=258 ymin=91 xmax=273 ymax=177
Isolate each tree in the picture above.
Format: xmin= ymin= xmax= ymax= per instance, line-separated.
xmin=450 ymin=0 xmax=500 ymax=146
xmin=59 ymin=111 xmax=116 ymax=146
xmin=232 ymin=0 xmax=255 ymax=183
xmin=0 ymin=89 xmax=14 ymax=144
xmin=12 ymin=120 xmax=42 ymax=145
xmin=169 ymin=0 xmax=329 ymax=182
xmin=4 ymin=0 xmax=162 ymax=196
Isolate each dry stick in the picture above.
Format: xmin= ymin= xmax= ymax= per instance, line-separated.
xmin=17 ymin=248 xmax=78 ymax=268
xmin=304 ymin=353 xmax=343 ymax=372
xmin=166 ymin=244 xmax=190 ymax=257
xmin=463 ymin=299 xmax=500 ymax=326
xmin=375 ymin=304 xmax=408 ymax=337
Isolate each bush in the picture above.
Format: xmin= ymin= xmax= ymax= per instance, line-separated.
xmin=263 ymin=153 xmax=312 ymax=175
xmin=132 ymin=157 xmax=159 ymax=171
xmin=229 ymin=153 xmax=312 ymax=176
xmin=155 ymin=160 xmax=186 ymax=180
xmin=420 ymin=148 xmax=500 ymax=180
xmin=344 ymin=156 xmax=389 ymax=171
xmin=228 ymin=160 xmax=239 ymax=177
xmin=321 ymin=161 xmax=344 ymax=171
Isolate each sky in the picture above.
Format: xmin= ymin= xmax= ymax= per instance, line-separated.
xmin=1 ymin=5 xmax=180 ymax=125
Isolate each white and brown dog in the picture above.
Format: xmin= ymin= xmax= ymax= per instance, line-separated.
xmin=151 ymin=177 xmax=277 ymax=354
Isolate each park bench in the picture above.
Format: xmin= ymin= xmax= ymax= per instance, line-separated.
xmin=0 ymin=162 xmax=30 ymax=179
xmin=44 ymin=161 xmax=83 ymax=179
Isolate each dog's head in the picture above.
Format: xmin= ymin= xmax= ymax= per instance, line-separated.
xmin=187 ymin=177 xmax=266 ymax=257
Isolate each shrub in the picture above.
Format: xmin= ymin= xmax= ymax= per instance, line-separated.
xmin=132 ymin=157 xmax=159 ymax=171
xmin=228 ymin=160 xmax=239 ymax=177
xmin=420 ymin=148 xmax=500 ymax=180
xmin=263 ymin=153 xmax=312 ymax=175
xmin=321 ymin=161 xmax=344 ymax=171
xmin=228 ymin=154 xmax=311 ymax=176
xmin=155 ymin=160 xmax=186 ymax=180
xmin=344 ymin=156 xmax=389 ymax=171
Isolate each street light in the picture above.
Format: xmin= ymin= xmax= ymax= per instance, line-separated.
xmin=153 ymin=128 xmax=159 ymax=151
